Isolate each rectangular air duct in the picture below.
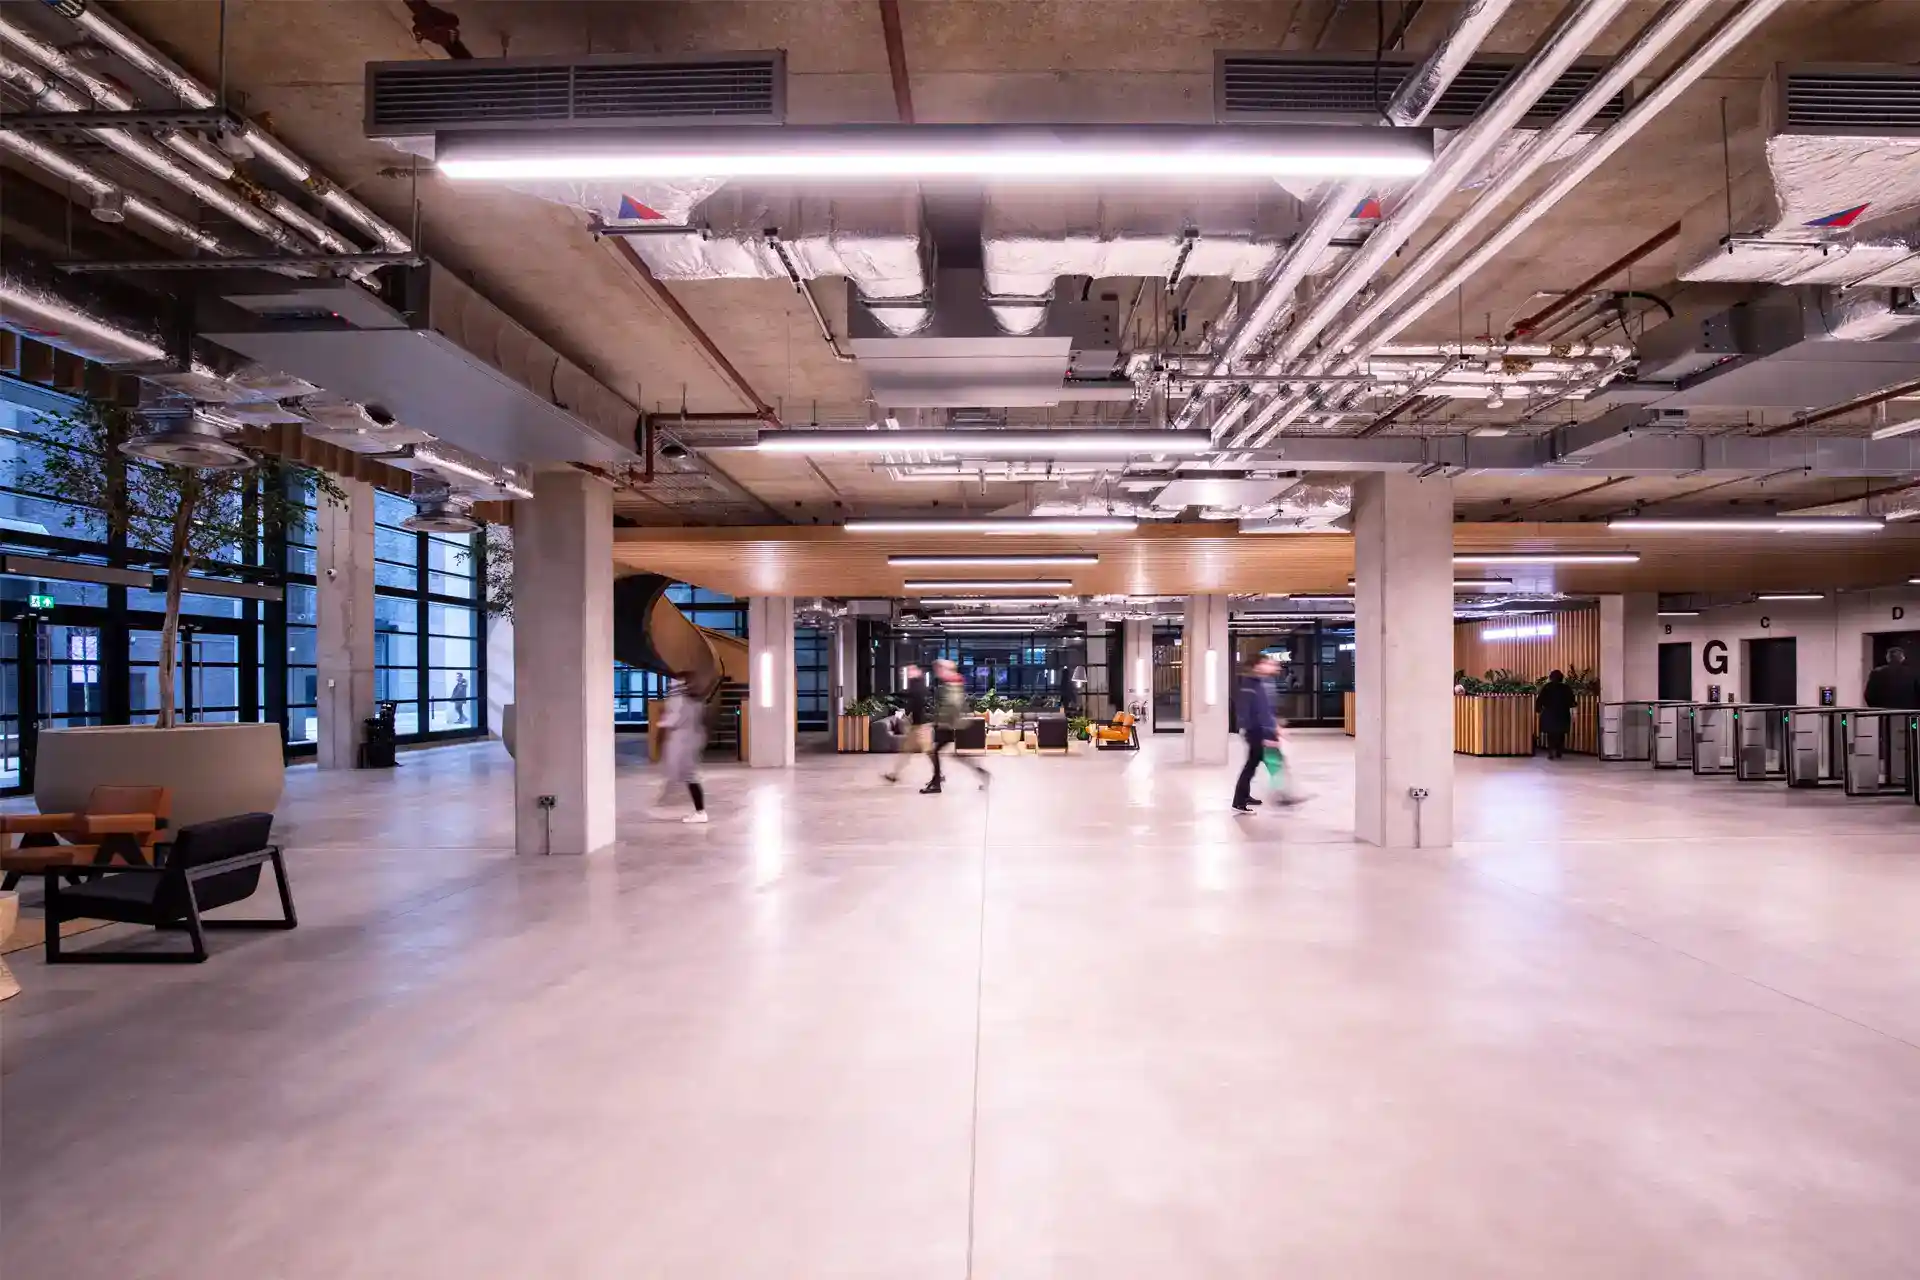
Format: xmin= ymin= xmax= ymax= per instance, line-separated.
xmin=1215 ymin=53 xmax=1626 ymax=130
xmin=364 ymin=51 xmax=786 ymax=136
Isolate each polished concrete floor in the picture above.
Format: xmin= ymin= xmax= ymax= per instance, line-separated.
xmin=5 ymin=732 xmax=1920 ymax=1278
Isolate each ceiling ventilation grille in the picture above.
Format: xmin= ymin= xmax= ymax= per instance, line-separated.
xmin=1215 ymin=54 xmax=1624 ymax=130
xmin=364 ymin=51 xmax=785 ymax=136
xmin=1779 ymin=65 xmax=1920 ymax=135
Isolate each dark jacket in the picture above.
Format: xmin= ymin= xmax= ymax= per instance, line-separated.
xmin=1535 ymin=680 xmax=1577 ymax=734
xmin=1863 ymin=662 xmax=1919 ymax=710
xmin=901 ymin=675 xmax=933 ymax=725
xmin=1236 ymin=674 xmax=1278 ymax=744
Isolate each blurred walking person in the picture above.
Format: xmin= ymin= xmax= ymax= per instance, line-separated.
xmin=1535 ymin=669 xmax=1578 ymax=760
xmin=926 ymin=658 xmax=991 ymax=794
xmin=1233 ymin=654 xmax=1281 ymax=814
xmin=883 ymin=663 xmax=936 ymax=786
xmin=656 ymin=671 xmax=711 ymax=824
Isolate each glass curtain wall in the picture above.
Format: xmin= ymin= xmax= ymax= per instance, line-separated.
xmin=1230 ymin=621 xmax=1355 ymax=726
xmin=0 ymin=378 xmax=487 ymax=790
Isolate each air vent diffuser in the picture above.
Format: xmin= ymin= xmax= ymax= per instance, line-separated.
xmin=1215 ymin=54 xmax=1624 ymax=130
xmin=365 ymin=51 xmax=785 ymax=137
xmin=1778 ymin=64 xmax=1920 ymax=135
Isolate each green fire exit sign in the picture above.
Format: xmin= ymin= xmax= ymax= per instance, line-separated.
xmin=27 ymin=594 xmax=54 ymax=610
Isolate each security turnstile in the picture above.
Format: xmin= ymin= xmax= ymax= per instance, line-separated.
xmin=1735 ymin=706 xmax=1795 ymax=781
xmin=1652 ymin=703 xmax=1699 ymax=769
xmin=1693 ymin=704 xmax=1779 ymax=776
xmin=1842 ymin=710 xmax=1917 ymax=797
xmin=1787 ymin=707 xmax=1851 ymax=788
xmin=1599 ymin=701 xmax=1670 ymax=761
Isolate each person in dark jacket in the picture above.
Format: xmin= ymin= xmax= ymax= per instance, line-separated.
xmin=1232 ymin=655 xmax=1281 ymax=814
xmin=1863 ymin=648 xmax=1919 ymax=709
xmin=1535 ymin=669 xmax=1578 ymax=760
xmin=882 ymin=664 xmax=935 ymax=786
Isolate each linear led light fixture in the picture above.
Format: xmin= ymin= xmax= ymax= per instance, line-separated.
xmin=915 ymin=596 xmax=1071 ymax=608
xmin=849 ymin=517 xmax=1136 ymax=535
xmin=1349 ymin=577 xmax=1512 ymax=588
xmin=1482 ymin=622 xmax=1556 ymax=641
xmin=1658 ymin=610 xmax=1700 ymax=617
xmin=927 ymin=613 xmax=1054 ymax=623
xmin=1608 ymin=516 xmax=1883 ymax=533
xmin=1453 ymin=553 xmax=1641 ymax=566
xmin=755 ymin=430 xmax=1209 ymax=456
xmin=407 ymin=446 xmax=534 ymax=499
xmin=435 ymin=123 xmax=1434 ymax=183
xmin=888 ymin=554 xmax=1097 ymax=567
xmin=903 ymin=579 xmax=1073 ymax=591
xmin=1756 ymin=592 xmax=1826 ymax=602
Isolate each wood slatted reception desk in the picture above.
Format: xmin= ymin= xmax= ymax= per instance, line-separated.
xmin=1453 ymin=608 xmax=1601 ymax=756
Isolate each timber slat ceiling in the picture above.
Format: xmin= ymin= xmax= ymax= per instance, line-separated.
xmin=611 ymin=523 xmax=1920 ymax=599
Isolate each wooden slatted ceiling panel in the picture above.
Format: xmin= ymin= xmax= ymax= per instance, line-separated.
xmin=611 ymin=522 xmax=1920 ymax=599
xmin=1455 ymin=609 xmax=1599 ymax=682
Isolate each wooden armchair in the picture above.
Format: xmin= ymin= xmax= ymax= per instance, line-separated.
xmin=0 ymin=785 xmax=171 ymax=889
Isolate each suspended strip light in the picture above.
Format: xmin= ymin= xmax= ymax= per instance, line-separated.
xmin=888 ymin=554 xmax=1098 ymax=567
xmin=1756 ymin=592 xmax=1827 ymax=602
xmin=1608 ymin=516 xmax=1883 ymax=533
xmin=1453 ymin=553 xmax=1641 ymax=565
xmin=754 ymin=430 xmax=1209 ymax=456
xmin=436 ymin=123 xmax=1434 ymax=183
xmin=849 ymin=517 xmax=1136 ymax=535
xmin=903 ymin=580 xmax=1074 ymax=591
xmin=915 ymin=596 xmax=1071 ymax=607
xmin=1350 ymin=577 xmax=1512 ymax=588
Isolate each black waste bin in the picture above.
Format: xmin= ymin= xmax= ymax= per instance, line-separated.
xmin=358 ymin=701 xmax=398 ymax=769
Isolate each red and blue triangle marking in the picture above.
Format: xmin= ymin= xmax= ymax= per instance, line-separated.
xmin=1351 ymin=197 xmax=1383 ymax=220
xmin=1805 ymin=202 xmax=1870 ymax=229
xmin=617 ymin=194 xmax=665 ymax=222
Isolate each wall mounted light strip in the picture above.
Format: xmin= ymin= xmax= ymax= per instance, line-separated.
xmin=849 ymin=517 xmax=1136 ymax=534
xmin=754 ymin=430 xmax=1209 ymax=456
xmin=903 ymin=579 xmax=1073 ymax=591
xmin=888 ymin=554 xmax=1098 ymax=567
xmin=436 ymin=123 xmax=1435 ymax=183
xmin=1608 ymin=517 xmax=1884 ymax=533
xmin=1453 ymin=553 xmax=1641 ymax=565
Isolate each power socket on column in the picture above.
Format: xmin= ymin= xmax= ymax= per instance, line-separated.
xmin=537 ymin=795 xmax=556 ymax=810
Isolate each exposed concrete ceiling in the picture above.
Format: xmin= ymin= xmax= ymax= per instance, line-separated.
xmin=9 ymin=1 xmax=1920 ymax=538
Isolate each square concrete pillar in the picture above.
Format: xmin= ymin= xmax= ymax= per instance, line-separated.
xmin=512 ymin=469 xmax=615 ymax=856
xmin=748 ymin=596 xmax=796 ymax=768
xmin=1600 ymin=594 xmax=1659 ymax=701
xmin=1122 ymin=618 xmax=1153 ymax=717
xmin=315 ymin=478 xmax=374 ymax=770
xmin=1353 ymin=473 xmax=1454 ymax=848
xmin=826 ymin=616 xmax=857 ymax=716
xmin=1184 ymin=594 xmax=1231 ymax=765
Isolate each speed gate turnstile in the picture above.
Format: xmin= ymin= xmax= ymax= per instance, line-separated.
xmin=1841 ymin=710 xmax=1917 ymax=797
xmin=1692 ymin=704 xmax=1780 ymax=777
xmin=1786 ymin=707 xmax=1851 ymax=787
xmin=1599 ymin=701 xmax=1680 ymax=761
xmin=1734 ymin=705 xmax=1797 ymax=781
xmin=1652 ymin=703 xmax=1700 ymax=769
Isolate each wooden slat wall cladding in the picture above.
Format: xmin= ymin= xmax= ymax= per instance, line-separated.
xmin=1454 ymin=608 xmax=1599 ymax=681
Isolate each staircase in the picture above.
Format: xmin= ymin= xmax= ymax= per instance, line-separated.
xmin=708 ymin=680 xmax=749 ymax=761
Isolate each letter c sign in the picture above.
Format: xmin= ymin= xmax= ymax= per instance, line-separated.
xmin=1703 ymin=639 xmax=1730 ymax=675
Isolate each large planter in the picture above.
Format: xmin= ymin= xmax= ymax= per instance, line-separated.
xmin=1454 ymin=695 xmax=1537 ymax=757
xmin=836 ymin=714 xmax=871 ymax=753
xmin=35 ymin=723 xmax=285 ymax=830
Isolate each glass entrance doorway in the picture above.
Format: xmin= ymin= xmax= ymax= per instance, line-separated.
xmin=129 ymin=620 xmax=254 ymax=726
xmin=1 ymin=611 xmax=110 ymax=791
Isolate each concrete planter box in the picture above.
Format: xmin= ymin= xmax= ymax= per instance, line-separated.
xmin=35 ymin=723 xmax=285 ymax=830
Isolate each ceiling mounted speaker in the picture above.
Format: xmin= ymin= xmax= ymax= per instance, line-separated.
xmin=118 ymin=414 xmax=255 ymax=471
xmin=89 ymin=187 xmax=126 ymax=224
xmin=402 ymin=493 xmax=480 ymax=534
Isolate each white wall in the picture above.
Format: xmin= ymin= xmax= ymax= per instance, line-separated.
xmin=1654 ymin=588 xmax=1920 ymax=706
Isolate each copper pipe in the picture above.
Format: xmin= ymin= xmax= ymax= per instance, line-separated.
xmin=606 ymin=237 xmax=778 ymax=425
xmin=878 ymin=0 xmax=915 ymax=123
xmin=1507 ymin=222 xmax=1679 ymax=339
xmin=1756 ymin=376 xmax=1920 ymax=437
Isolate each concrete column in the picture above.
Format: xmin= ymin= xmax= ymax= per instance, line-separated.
xmin=512 ymin=469 xmax=615 ymax=856
xmin=1353 ymin=473 xmax=1454 ymax=848
xmin=826 ymin=616 xmax=857 ymax=716
xmin=1122 ymin=619 xmax=1153 ymax=716
xmin=314 ymin=478 xmax=375 ymax=769
xmin=1183 ymin=594 xmax=1231 ymax=765
xmin=1599 ymin=594 xmax=1660 ymax=701
xmin=748 ymin=595 xmax=796 ymax=768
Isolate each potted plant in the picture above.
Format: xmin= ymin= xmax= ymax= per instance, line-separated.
xmin=20 ymin=400 xmax=341 ymax=827
xmin=838 ymin=694 xmax=885 ymax=753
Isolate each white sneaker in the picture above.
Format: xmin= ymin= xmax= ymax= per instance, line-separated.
xmin=682 ymin=811 xmax=710 ymax=825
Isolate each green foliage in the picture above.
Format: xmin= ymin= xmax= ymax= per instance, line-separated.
xmin=1068 ymin=714 xmax=1092 ymax=741
xmin=458 ymin=523 xmax=515 ymax=621
xmin=1563 ymin=666 xmax=1601 ymax=696
xmin=847 ymin=695 xmax=896 ymax=718
xmin=20 ymin=399 xmax=343 ymax=728
xmin=1457 ymin=667 xmax=1542 ymax=696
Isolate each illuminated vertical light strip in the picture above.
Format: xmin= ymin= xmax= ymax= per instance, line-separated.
xmin=759 ymin=650 xmax=774 ymax=708
xmin=1134 ymin=654 xmax=1146 ymax=693
xmin=1205 ymin=648 xmax=1219 ymax=706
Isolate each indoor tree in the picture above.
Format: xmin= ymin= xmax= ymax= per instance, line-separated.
xmin=22 ymin=400 xmax=342 ymax=729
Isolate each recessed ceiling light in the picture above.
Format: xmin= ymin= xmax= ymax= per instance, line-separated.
xmin=436 ymin=123 xmax=1435 ymax=183
xmin=850 ymin=517 xmax=1136 ymax=535
xmin=1608 ymin=516 xmax=1883 ymax=533
xmin=1453 ymin=553 xmax=1641 ymax=565
xmin=888 ymin=554 xmax=1097 ymax=567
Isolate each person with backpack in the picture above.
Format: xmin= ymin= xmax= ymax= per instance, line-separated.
xmin=882 ymin=663 xmax=935 ymax=786
xmin=926 ymin=658 xmax=991 ymax=794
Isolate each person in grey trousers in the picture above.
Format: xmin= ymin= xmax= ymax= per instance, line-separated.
xmin=656 ymin=672 xmax=711 ymax=824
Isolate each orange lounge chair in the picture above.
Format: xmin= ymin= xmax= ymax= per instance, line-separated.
xmin=1093 ymin=711 xmax=1140 ymax=750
